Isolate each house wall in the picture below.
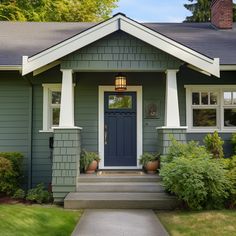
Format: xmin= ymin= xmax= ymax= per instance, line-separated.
xmin=0 ymin=71 xmax=31 ymax=188
xmin=61 ymin=31 xmax=182 ymax=71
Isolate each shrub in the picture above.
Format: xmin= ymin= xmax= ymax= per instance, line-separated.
xmin=226 ymin=155 xmax=236 ymax=208
xmin=0 ymin=157 xmax=17 ymax=195
xmin=80 ymin=150 xmax=100 ymax=172
xmin=166 ymin=138 xmax=209 ymax=163
xmin=231 ymin=133 xmax=236 ymax=154
xmin=204 ymin=131 xmax=224 ymax=159
xmin=12 ymin=188 xmax=25 ymax=199
xmin=26 ymin=183 xmax=53 ymax=204
xmin=160 ymin=156 xmax=230 ymax=210
xmin=0 ymin=152 xmax=23 ymax=195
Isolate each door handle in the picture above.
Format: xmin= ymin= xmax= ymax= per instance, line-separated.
xmin=104 ymin=124 xmax=108 ymax=145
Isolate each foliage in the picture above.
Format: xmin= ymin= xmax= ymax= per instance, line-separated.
xmin=184 ymin=0 xmax=236 ymax=22
xmin=204 ymin=131 xmax=224 ymax=159
xmin=160 ymin=156 xmax=230 ymax=210
xmin=80 ymin=150 xmax=100 ymax=172
xmin=225 ymin=155 xmax=236 ymax=208
xmin=231 ymin=133 xmax=236 ymax=154
xmin=166 ymin=138 xmax=210 ymax=163
xmin=0 ymin=0 xmax=118 ymax=22
xmin=12 ymin=188 xmax=25 ymax=199
xmin=26 ymin=183 xmax=53 ymax=204
xmin=0 ymin=153 xmax=23 ymax=195
xmin=139 ymin=152 xmax=160 ymax=166
xmin=0 ymin=204 xmax=83 ymax=236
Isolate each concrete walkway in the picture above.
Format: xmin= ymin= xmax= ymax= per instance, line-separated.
xmin=71 ymin=209 xmax=169 ymax=236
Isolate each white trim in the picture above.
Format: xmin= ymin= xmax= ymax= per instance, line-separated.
xmin=0 ymin=65 xmax=21 ymax=71
xmin=165 ymin=70 xmax=180 ymax=127
xmin=156 ymin=126 xmax=188 ymax=130
xmin=42 ymin=83 xmax=62 ymax=131
xmin=220 ymin=65 xmax=236 ymax=71
xmin=98 ymin=85 xmax=143 ymax=169
xmin=185 ymin=85 xmax=236 ymax=133
xmin=59 ymin=69 xmax=74 ymax=127
xmin=22 ymin=14 xmax=219 ymax=77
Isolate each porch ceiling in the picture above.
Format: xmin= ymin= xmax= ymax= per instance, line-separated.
xmin=22 ymin=13 xmax=220 ymax=77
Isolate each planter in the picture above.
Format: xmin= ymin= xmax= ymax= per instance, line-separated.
xmin=85 ymin=160 xmax=98 ymax=174
xmin=145 ymin=160 xmax=159 ymax=174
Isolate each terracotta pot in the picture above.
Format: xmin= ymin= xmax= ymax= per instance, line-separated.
xmin=86 ymin=160 xmax=98 ymax=174
xmin=145 ymin=160 xmax=159 ymax=174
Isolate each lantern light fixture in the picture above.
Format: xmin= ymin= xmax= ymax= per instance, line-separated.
xmin=115 ymin=73 xmax=127 ymax=91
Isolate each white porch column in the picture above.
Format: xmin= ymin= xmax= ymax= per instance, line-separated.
xmin=59 ymin=69 xmax=75 ymax=127
xmin=165 ymin=70 xmax=180 ymax=127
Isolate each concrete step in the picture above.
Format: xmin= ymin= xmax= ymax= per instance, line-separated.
xmin=76 ymin=182 xmax=165 ymax=193
xmin=77 ymin=174 xmax=161 ymax=183
xmin=64 ymin=192 xmax=179 ymax=210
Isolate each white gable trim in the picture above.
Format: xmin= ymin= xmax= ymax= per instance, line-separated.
xmin=22 ymin=14 xmax=220 ymax=77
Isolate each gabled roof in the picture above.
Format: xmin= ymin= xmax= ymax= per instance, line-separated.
xmin=2 ymin=13 xmax=235 ymax=77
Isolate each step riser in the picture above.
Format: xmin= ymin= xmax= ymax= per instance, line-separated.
xmin=77 ymin=177 xmax=161 ymax=183
xmin=64 ymin=200 xmax=178 ymax=210
xmin=76 ymin=185 xmax=165 ymax=193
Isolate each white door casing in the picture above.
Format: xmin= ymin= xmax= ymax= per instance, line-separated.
xmin=98 ymin=86 xmax=143 ymax=169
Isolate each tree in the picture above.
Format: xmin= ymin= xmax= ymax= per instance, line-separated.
xmin=184 ymin=0 xmax=236 ymax=22
xmin=0 ymin=0 xmax=118 ymax=22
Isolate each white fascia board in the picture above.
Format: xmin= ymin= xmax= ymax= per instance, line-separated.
xmin=0 ymin=65 xmax=21 ymax=71
xmin=220 ymin=65 xmax=236 ymax=71
xmin=22 ymin=16 xmax=120 ymax=75
xmin=22 ymin=13 xmax=220 ymax=77
xmin=119 ymin=17 xmax=220 ymax=77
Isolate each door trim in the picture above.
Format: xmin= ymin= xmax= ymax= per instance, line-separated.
xmin=98 ymin=86 xmax=143 ymax=169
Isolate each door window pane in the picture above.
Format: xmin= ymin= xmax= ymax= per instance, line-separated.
xmin=224 ymin=109 xmax=236 ymax=127
xmin=201 ymin=92 xmax=208 ymax=105
xmin=52 ymin=108 xmax=60 ymax=126
xmin=224 ymin=92 xmax=232 ymax=105
xmin=108 ymin=95 xmax=132 ymax=109
xmin=192 ymin=92 xmax=200 ymax=105
xmin=193 ymin=109 xmax=216 ymax=127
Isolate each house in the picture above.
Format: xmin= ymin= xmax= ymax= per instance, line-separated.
xmin=0 ymin=0 xmax=236 ymax=203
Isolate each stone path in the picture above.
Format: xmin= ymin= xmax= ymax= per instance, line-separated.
xmin=72 ymin=209 xmax=169 ymax=236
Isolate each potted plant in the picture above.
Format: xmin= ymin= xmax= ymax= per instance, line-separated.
xmin=80 ymin=150 xmax=100 ymax=174
xmin=139 ymin=153 xmax=160 ymax=174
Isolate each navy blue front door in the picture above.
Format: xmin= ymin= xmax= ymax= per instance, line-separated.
xmin=104 ymin=92 xmax=137 ymax=166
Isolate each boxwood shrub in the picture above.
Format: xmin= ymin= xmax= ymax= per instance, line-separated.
xmin=0 ymin=152 xmax=23 ymax=195
xmin=160 ymin=140 xmax=230 ymax=210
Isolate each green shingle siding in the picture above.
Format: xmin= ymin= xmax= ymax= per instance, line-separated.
xmin=61 ymin=31 xmax=182 ymax=71
xmin=0 ymin=72 xmax=30 ymax=187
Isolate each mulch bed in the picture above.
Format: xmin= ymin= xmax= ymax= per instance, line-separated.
xmin=0 ymin=195 xmax=31 ymax=205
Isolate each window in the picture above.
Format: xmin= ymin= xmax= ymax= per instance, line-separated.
xmin=185 ymin=86 xmax=236 ymax=132
xmin=42 ymin=84 xmax=61 ymax=131
xmin=108 ymin=95 xmax=132 ymax=109
xmin=223 ymin=91 xmax=236 ymax=127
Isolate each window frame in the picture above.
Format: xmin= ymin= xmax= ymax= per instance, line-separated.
xmin=185 ymin=85 xmax=236 ymax=133
xmin=42 ymin=84 xmax=62 ymax=132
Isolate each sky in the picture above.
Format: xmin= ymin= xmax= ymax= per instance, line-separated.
xmin=112 ymin=0 xmax=236 ymax=23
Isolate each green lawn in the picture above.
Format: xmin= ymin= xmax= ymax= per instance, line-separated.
xmin=0 ymin=204 xmax=83 ymax=236
xmin=157 ymin=210 xmax=236 ymax=236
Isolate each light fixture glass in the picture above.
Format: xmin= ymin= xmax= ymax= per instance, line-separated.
xmin=115 ymin=73 xmax=127 ymax=91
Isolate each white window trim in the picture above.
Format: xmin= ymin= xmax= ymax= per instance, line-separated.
xmin=98 ymin=85 xmax=143 ymax=169
xmin=41 ymin=84 xmax=62 ymax=132
xmin=185 ymin=85 xmax=236 ymax=133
